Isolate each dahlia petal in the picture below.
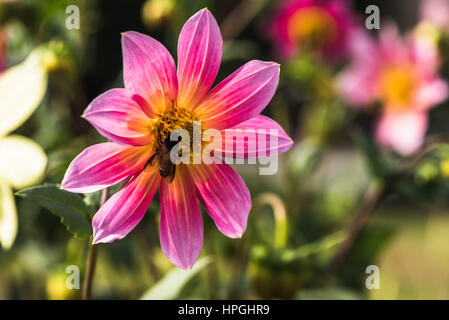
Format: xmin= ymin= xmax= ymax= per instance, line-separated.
xmin=412 ymin=32 xmax=440 ymax=76
xmin=379 ymin=25 xmax=409 ymax=61
xmin=92 ymin=166 xmax=160 ymax=244
xmin=160 ymin=165 xmax=203 ymax=269
xmin=177 ymin=8 xmax=222 ymax=109
xmin=346 ymin=29 xmax=377 ymax=62
xmin=416 ymin=78 xmax=448 ymax=110
xmin=195 ymin=60 xmax=280 ymax=130
xmin=61 ymin=142 xmax=151 ymax=193
xmin=83 ymin=88 xmax=154 ymax=146
xmin=376 ymin=111 xmax=427 ymax=156
xmin=337 ymin=64 xmax=377 ymax=107
xmin=218 ymin=115 xmax=293 ymax=158
xmin=122 ymin=31 xmax=177 ymax=115
xmin=190 ymin=163 xmax=251 ymax=238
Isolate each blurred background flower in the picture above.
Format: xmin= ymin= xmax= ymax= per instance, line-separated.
xmin=141 ymin=0 xmax=176 ymax=29
xmin=267 ymin=0 xmax=360 ymax=60
xmin=0 ymin=45 xmax=59 ymax=249
xmin=338 ymin=26 xmax=448 ymax=154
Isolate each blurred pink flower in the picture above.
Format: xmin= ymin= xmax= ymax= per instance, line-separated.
xmin=338 ymin=27 xmax=448 ymax=155
xmin=267 ymin=0 xmax=359 ymax=59
xmin=420 ymin=0 xmax=449 ymax=31
xmin=61 ymin=9 xmax=292 ymax=269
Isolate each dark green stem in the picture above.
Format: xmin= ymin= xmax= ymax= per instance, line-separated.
xmin=82 ymin=187 xmax=108 ymax=300
xmin=82 ymin=240 xmax=99 ymax=300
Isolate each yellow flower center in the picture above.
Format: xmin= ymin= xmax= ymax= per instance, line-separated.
xmin=378 ymin=64 xmax=416 ymax=110
xmin=153 ymin=105 xmax=200 ymax=150
xmin=287 ymin=7 xmax=338 ymax=50
xmin=151 ymin=105 xmax=207 ymax=167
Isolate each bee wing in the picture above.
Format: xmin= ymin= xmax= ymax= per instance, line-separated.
xmin=167 ymin=164 xmax=176 ymax=183
xmin=147 ymin=152 xmax=158 ymax=167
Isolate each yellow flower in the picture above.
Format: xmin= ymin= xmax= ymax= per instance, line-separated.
xmin=440 ymin=159 xmax=449 ymax=178
xmin=141 ymin=0 xmax=175 ymax=28
xmin=0 ymin=47 xmax=51 ymax=249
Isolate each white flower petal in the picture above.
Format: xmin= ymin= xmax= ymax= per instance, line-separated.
xmin=0 ymin=135 xmax=47 ymax=189
xmin=0 ymin=180 xmax=17 ymax=250
xmin=0 ymin=49 xmax=48 ymax=137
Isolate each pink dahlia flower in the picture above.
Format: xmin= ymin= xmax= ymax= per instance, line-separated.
xmin=338 ymin=27 xmax=448 ymax=155
xmin=61 ymin=9 xmax=292 ymax=269
xmin=268 ymin=0 xmax=358 ymax=59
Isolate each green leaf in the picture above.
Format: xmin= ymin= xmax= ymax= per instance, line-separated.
xmin=16 ymin=184 xmax=92 ymax=239
xmin=140 ymin=257 xmax=211 ymax=300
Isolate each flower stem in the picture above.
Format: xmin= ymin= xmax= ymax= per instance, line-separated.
xmin=82 ymin=240 xmax=98 ymax=300
xmin=254 ymin=192 xmax=288 ymax=249
xmin=329 ymin=181 xmax=385 ymax=270
xmin=220 ymin=0 xmax=269 ymax=41
xmin=82 ymin=187 xmax=108 ymax=300
xmin=330 ymin=134 xmax=449 ymax=270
